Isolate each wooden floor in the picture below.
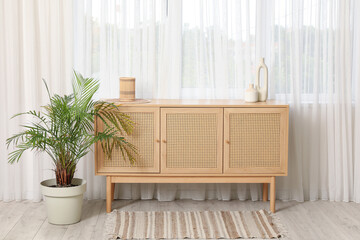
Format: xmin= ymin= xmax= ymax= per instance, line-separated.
xmin=0 ymin=199 xmax=360 ymax=239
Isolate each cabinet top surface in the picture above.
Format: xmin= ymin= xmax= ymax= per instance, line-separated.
xmin=103 ymin=99 xmax=289 ymax=108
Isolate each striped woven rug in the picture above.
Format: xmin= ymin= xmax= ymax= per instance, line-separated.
xmin=105 ymin=210 xmax=285 ymax=239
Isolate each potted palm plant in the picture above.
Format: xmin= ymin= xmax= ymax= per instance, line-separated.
xmin=6 ymin=72 xmax=136 ymax=224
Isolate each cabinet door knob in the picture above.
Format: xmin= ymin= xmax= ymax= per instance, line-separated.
xmin=225 ymin=140 xmax=230 ymax=144
xmin=155 ymin=139 xmax=160 ymax=143
xmin=162 ymin=140 xmax=167 ymax=143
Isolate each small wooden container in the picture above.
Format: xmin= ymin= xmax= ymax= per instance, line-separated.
xmin=119 ymin=77 xmax=135 ymax=101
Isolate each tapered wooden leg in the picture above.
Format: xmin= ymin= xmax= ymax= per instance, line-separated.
xmin=106 ymin=176 xmax=112 ymax=213
xmin=270 ymin=177 xmax=276 ymax=213
xmin=111 ymin=183 xmax=115 ymax=201
xmin=263 ymin=183 xmax=268 ymax=202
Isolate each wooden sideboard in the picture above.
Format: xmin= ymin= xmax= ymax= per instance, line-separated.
xmin=94 ymin=99 xmax=289 ymax=213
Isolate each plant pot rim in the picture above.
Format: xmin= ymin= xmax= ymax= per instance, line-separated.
xmin=41 ymin=178 xmax=87 ymax=198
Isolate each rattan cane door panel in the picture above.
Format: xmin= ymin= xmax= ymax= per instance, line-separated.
xmin=224 ymin=108 xmax=288 ymax=175
xmin=96 ymin=107 xmax=160 ymax=174
xmin=161 ymin=108 xmax=223 ymax=174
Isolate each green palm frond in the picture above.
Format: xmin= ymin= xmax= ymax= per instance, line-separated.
xmin=7 ymin=70 xmax=137 ymax=186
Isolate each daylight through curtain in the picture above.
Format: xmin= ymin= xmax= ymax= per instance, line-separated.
xmin=1 ymin=0 xmax=360 ymax=203
xmin=73 ymin=0 xmax=360 ymax=202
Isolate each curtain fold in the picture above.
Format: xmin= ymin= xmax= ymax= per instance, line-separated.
xmin=353 ymin=0 xmax=360 ymax=203
xmin=72 ymin=0 xmax=360 ymax=202
xmin=0 ymin=0 xmax=73 ymax=201
xmin=1 ymin=0 xmax=360 ymax=203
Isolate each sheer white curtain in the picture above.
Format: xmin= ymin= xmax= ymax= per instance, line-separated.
xmin=2 ymin=0 xmax=360 ymax=203
xmin=0 ymin=0 xmax=73 ymax=201
xmin=73 ymin=0 xmax=360 ymax=202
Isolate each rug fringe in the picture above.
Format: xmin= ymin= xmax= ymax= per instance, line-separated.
xmin=105 ymin=210 xmax=119 ymax=240
xmin=267 ymin=211 xmax=289 ymax=239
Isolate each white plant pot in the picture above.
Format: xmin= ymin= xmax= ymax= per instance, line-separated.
xmin=40 ymin=178 xmax=87 ymax=225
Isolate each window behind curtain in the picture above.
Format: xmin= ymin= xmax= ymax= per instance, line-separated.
xmin=78 ymin=0 xmax=352 ymax=102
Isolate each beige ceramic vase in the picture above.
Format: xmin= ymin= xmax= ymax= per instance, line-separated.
xmin=245 ymin=84 xmax=259 ymax=103
xmin=255 ymin=58 xmax=268 ymax=102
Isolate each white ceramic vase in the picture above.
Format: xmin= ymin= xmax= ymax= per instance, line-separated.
xmin=255 ymin=58 xmax=268 ymax=102
xmin=244 ymin=84 xmax=259 ymax=103
xmin=41 ymin=178 xmax=86 ymax=225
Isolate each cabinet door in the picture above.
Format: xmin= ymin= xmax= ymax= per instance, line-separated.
xmin=96 ymin=107 xmax=160 ymax=174
xmin=161 ymin=108 xmax=223 ymax=174
xmin=224 ymin=108 xmax=288 ymax=175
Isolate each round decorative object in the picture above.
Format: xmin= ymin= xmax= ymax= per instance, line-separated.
xmin=119 ymin=77 xmax=135 ymax=101
xmin=245 ymin=84 xmax=259 ymax=103
xmin=109 ymin=98 xmax=151 ymax=104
